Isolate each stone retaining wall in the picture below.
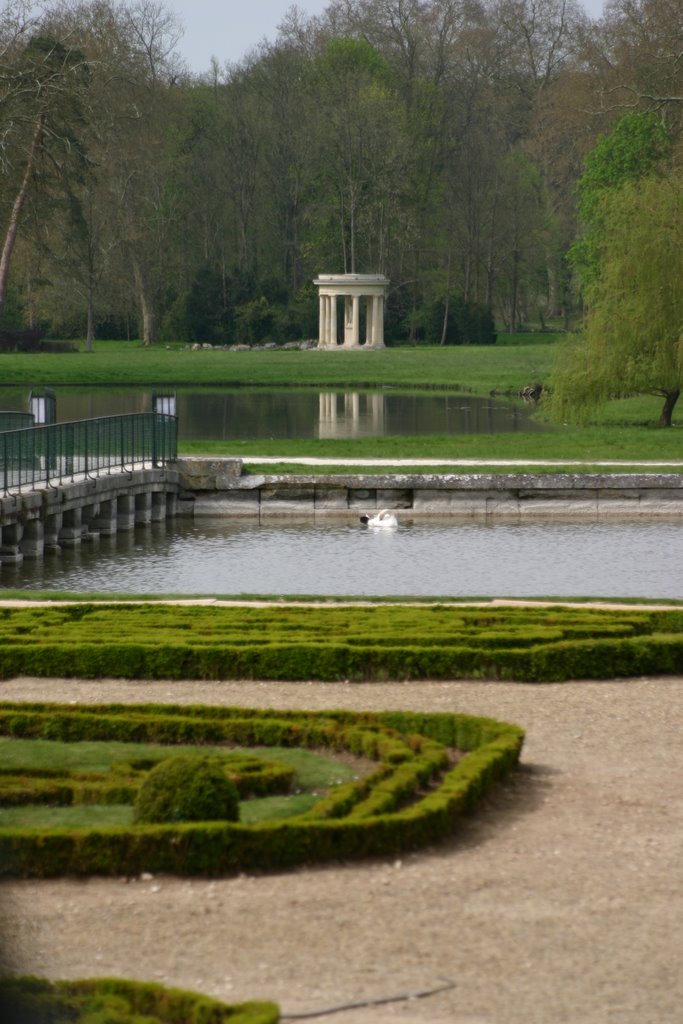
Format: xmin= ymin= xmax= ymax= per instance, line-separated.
xmin=177 ymin=459 xmax=683 ymax=520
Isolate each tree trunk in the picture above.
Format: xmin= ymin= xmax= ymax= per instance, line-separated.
xmin=0 ymin=113 xmax=45 ymax=321
xmin=440 ymin=249 xmax=452 ymax=346
xmin=339 ymin=191 xmax=347 ymax=273
xmin=510 ymin=247 xmax=520 ymax=332
xmin=658 ymin=389 xmax=680 ymax=427
xmin=85 ymin=287 xmax=94 ymax=352
xmin=85 ymin=236 xmax=95 ymax=352
xmin=133 ymin=260 xmax=156 ymax=346
xmin=486 ymin=185 xmax=499 ymax=310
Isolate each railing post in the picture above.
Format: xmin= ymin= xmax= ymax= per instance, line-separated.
xmin=152 ymin=412 xmax=158 ymax=467
xmin=46 ymin=424 xmax=54 ymax=487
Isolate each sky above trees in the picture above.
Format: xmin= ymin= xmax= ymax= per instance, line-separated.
xmin=170 ymin=0 xmax=605 ymax=73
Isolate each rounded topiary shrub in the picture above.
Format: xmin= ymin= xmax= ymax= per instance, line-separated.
xmin=132 ymin=755 xmax=240 ymax=824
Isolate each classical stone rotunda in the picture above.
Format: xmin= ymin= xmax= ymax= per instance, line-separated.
xmin=314 ymin=273 xmax=389 ymax=349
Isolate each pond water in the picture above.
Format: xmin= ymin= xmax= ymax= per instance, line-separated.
xmin=0 ymin=387 xmax=544 ymax=440
xmin=6 ymin=517 xmax=682 ymax=600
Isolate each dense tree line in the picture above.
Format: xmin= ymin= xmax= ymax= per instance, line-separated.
xmin=0 ymin=0 xmax=681 ymax=347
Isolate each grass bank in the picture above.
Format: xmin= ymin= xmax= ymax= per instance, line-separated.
xmin=0 ymin=334 xmax=559 ymax=392
xmin=179 ymin=426 xmax=683 ymax=468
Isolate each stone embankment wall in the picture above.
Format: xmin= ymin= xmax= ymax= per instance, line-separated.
xmin=177 ymin=459 xmax=683 ymax=520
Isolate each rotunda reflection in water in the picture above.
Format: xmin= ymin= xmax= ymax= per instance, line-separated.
xmin=0 ymin=387 xmax=545 ymax=440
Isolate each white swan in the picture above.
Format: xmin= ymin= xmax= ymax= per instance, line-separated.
xmin=359 ymin=509 xmax=398 ymax=529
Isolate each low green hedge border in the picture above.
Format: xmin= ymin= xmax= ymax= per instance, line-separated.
xmin=0 ymin=975 xmax=279 ymax=1023
xmin=1 ymin=602 xmax=682 ymax=680
xmin=0 ymin=702 xmax=524 ymax=878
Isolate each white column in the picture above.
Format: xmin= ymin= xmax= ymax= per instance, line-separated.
xmin=318 ymin=294 xmax=325 ymax=347
xmin=375 ymin=292 xmax=385 ymax=347
xmin=327 ymin=294 xmax=335 ymax=346
xmin=365 ymin=296 xmax=374 ymax=345
xmin=329 ymin=293 xmax=337 ymax=346
xmin=351 ymin=294 xmax=360 ymax=346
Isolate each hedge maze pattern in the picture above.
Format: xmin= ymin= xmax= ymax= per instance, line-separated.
xmin=1 ymin=602 xmax=682 ymax=681
xmin=0 ymin=701 xmax=524 ymax=878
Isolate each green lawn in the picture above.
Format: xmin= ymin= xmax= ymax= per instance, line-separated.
xmin=0 ymin=736 xmax=357 ymax=788
xmin=180 ymin=423 xmax=683 ymax=466
xmin=0 ymin=333 xmax=564 ymax=392
xmin=0 ymin=793 xmax=319 ymax=828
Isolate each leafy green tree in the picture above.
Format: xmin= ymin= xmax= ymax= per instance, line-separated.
xmin=570 ymin=111 xmax=673 ymax=285
xmin=311 ymin=38 xmax=408 ymax=274
xmin=552 ymin=171 xmax=683 ymax=426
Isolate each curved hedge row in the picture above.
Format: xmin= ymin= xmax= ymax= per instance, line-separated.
xmin=0 ymin=701 xmax=524 ymax=877
xmin=0 ymin=602 xmax=682 ymax=681
xmin=0 ymin=975 xmax=279 ymax=1023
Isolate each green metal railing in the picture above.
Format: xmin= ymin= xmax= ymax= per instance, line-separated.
xmin=1 ymin=413 xmax=177 ymax=495
xmin=0 ymin=411 xmax=35 ymax=432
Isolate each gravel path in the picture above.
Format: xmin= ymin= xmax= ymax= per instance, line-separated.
xmin=1 ymin=674 xmax=681 ymax=1024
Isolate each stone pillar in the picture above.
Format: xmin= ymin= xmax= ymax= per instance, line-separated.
xmin=329 ymin=294 xmax=337 ymax=345
xmin=89 ymin=500 xmax=117 ymax=535
xmin=59 ymin=508 xmax=82 ymax=546
xmin=319 ymin=293 xmax=325 ymax=347
xmin=135 ymin=492 xmax=153 ymax=525
xmin=351 ymin=295 xmax=360 ymax=346
xmin=375 ymin=292 xmax=384 ymax=348
xmin=81 ymin=505 xmax=101 ymax=544
xmin=0 ymin=523 xmax=24 ymax=563
xmin=165 ymin=492 xmax=178 ymax=519
xmin=117 ymin=494 xmax=135 ymax=532
xmin=45 ymin=514 xmax=62 ymax=552
xmin=151 ymin=492 xmax=167 ymax=521
xmin=366 ymin=296 xmax=375 ymax=345
xmin=344 ymin=296 xmax=352 ymax=345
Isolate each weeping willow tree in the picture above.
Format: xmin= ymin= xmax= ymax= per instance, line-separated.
xmin=552 ymin=171 xmax=683 ymax=427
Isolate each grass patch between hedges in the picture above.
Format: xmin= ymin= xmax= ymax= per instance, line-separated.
xmin=0 ymin=734 xmax=360 ymax=829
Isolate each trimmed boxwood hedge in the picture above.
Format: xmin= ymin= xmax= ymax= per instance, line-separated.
xmin=0 ymin=975 xmax=279 ymax=1023
xmin=132 ymin=755 xmax=241 ymax=824
xmin=0 ymin=602 xmax=681 ymax=681
xmin=0 ymin=701 xmax=524 ymax=877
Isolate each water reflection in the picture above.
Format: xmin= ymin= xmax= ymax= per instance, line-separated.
xmin=0 ymin=387 xmax=544 ymax=441
xmin=7 ymin=517 xmax=681 ymax=599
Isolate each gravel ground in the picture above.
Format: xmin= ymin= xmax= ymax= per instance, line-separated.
xmin=0 ymin=674 xmax=681 ymax=1024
